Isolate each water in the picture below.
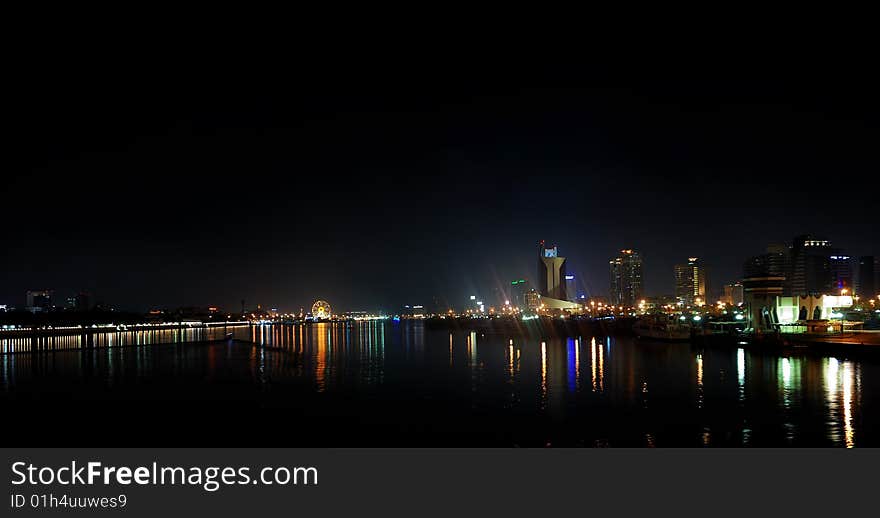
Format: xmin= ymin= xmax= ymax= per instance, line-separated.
xmin=2 ymin=321 xmax=877 ymax=447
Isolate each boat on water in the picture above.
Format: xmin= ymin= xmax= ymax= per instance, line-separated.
xmin=633 ymin=316 xmax=691 ymax=342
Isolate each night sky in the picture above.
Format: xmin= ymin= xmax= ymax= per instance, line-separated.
xmin=6 ymin=55 xmax=878 ymax=313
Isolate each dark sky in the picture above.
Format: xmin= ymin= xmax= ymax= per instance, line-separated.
xmin=5 ymin=54 xmax=878 ymax=312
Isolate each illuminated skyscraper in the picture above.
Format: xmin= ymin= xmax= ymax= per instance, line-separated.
xmin=538 ymin=243 xmax=567 ymax=300
xmin=675 ymin=257 xmax=707 ymax=306
xmin=609 ymin=249 xmax=643 ymax=307
xmin=525 ymin=289 xmax=541 ymax=311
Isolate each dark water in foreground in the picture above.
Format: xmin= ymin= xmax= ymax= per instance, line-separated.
xmin=2 ymin=321 xmax=877 ymax=446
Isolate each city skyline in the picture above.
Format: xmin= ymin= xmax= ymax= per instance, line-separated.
xmin=3 ymin=233 xmax=875 ymax=315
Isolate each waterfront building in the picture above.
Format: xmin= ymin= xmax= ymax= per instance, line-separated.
xmin=26 ymin=289 xmax=53 ymax=313
xmin=774 ymin=294 xmax=853 ymax=324
xmin=538 ymin=243 xmax=567 ymax=300
xmin=674 ymin=257 xmax=707 ymax=306
xmin=742 ymin=276 xmax=786 ymax=332
xmin=609 ymin=249 xmax=643 ymax=307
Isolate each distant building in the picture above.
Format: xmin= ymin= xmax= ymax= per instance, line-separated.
xmin=26 ymin=289 xmax=53 ymax=313
xmin=857 ymin=256 xmax=877 ymax=298
xmin=75 ymin=291 xmax=91 ymax=311
xmin=538 ymin=243 xmax=567 ymax=300
xmin=790 ymin=235 xmax=834 ymax=296
xmin=744 ymin=244 xmax=791 ymax=295
xmin=564 ymin=274 xmax=577 ymax=302
xmin=609 ymin=249 xmax=643 ymax=307
xmin=674 ymin=257 xmax=707 ymax=306
xmin=642 ymin=296 xmax=676 ymax=311
xmin=828 ymin=254 xmax=853 ymax=293
xmin=509 ymin=279 xmax=530 ymax=309
xmin=525 ymin=289 xmax=541 ymax=311
xmin=403 ymin=305 xmax=425 ymax=318
xmin=722 ymin=283 xmax=744 ymax=306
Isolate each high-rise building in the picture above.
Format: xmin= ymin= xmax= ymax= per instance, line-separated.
xmin=26 ymin=289 xmax=53 ymax=312
xmin=857 ymin=256 xmax=876 ymax=298
xmin=828 ymin=253 xmax=853 ymax=293
xmin=744 ymin=244 xmax=791 ymax=295
xmin=674 ymin=257 xmax=707 ymax=306
xmin=509 ymin=279 xmax=530 ymax=309
xmin=525 ymin=289 xmax=541 ymax=311
xmin=790 ymin=235 xmax=833 ymax=296
xmin=609 ymin=249 xmax=643 ymax=307
xmin=538 ymin=243 xmax=567 ymax=300
xmin=564 ymin=274 xmax=577 ymax=302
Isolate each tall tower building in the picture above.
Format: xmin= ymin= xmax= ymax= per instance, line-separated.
xmin=609 ymin=249 xmax=643 ymax=307
xmin=674 ymin=257 xmax=707 ymax=306
xmin=564 ymin=274 xmax=577 ymax=302
xmin=538 ymin=243 xmax=567 ymax=300
xmin=790 ymin=235 xmax=833 ymax=296
xmin=829 ymin=253 xmax=853 ymax=293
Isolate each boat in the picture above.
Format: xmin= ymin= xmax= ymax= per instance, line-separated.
xmin=633 ymin=316 xmax=691 ymax=342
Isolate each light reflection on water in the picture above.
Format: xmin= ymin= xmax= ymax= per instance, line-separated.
xmin=0 ymin=321 xmax=875 ymax=446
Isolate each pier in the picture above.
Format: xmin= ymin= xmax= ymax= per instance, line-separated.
xmin=0 ymin=322 xmax=250 ymax=354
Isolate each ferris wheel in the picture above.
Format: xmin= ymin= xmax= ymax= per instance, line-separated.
xmin=311 ymin=300 xmax=332 ymax=319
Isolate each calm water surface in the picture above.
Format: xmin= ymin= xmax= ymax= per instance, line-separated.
xmin=2 ymin=321 xmax=877 ymax=447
